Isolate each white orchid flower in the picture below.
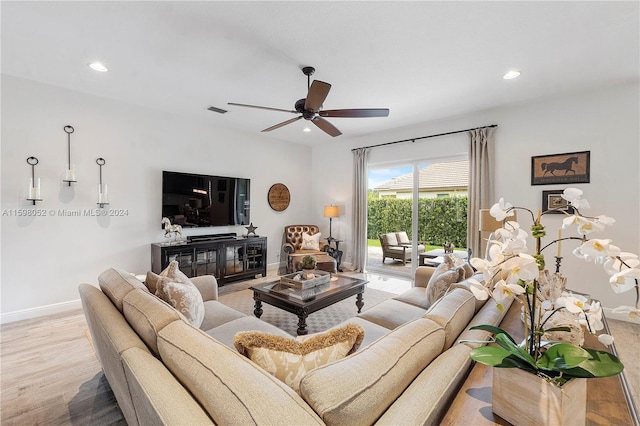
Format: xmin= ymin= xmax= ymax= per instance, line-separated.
xmin=612 ymin=305 xmax=640 ymax=320
xmin=503 ymin=254 xmax=539 ymax=284
xmin=609 ymin=268 xmax=640 ymax=294
xmin=468 ymin=278 xmax=490 ymax=300
xmin=490 ymin=198 xmax=514 ymax=222
xmin=576 ymin=239 xmax=618 ymax=262
xmin=595 ymin=215 xmax=616 ymax=227
xmin=603 ymin=253 xmax=639 ymax=275
xmin=561 ymin=188 xmax=591 ymax=209
xmin=557 ymin=294 xmax=589 ymax=314
xmin=598 ymin=334 xmax=615 ymax=346
xmin=493 ymin=279 xmax=525 ymax=304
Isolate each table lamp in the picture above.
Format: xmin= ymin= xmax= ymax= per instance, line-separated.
xmin=323 ymin=205 xmax=339 ymax=242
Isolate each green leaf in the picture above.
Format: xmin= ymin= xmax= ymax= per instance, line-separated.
xmin=468 ymin=325 xmax=517 ymax=344
xmin=537 ymin=343 xmax=590 ymax=371
xmin=561 ymin=348 xmax=625 ymax=378
xmin=495 ymin=333 xmax=536 ymax=367
xmin=470 ymin=346 xmax=537 ymax=370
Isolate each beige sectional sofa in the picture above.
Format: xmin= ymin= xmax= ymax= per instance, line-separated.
xmin=79 ymin=265 xmax=511 ymax=425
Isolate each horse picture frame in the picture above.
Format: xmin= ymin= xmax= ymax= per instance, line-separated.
xmin=542 ymin=190 xmax=575 ymax=214
xmin=531 ymin=150 xmax=590 ymax=185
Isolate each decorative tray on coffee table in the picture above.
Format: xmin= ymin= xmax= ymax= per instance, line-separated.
xmin=279 ymin=270 xmax=331 ymax=289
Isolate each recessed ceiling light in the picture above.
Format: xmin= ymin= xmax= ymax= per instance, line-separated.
xmin=503 ymin=70 xmax=521 ymax=80
xmin=303 ymin=127 xmax=311 ymax=133
xmin=88 ymin=62 xmax=109 ymax=72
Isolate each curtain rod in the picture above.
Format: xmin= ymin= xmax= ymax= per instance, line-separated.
xmin=351 ymin=124 xmax=498 ymax=151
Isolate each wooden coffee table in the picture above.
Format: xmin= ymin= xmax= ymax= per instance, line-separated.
xmin=439 ymin=300 xmax=639 ymax=425
xmin=250 ymin=275 xmax=368 ymax=335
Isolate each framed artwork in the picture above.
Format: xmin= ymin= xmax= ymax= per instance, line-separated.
xmin=542 ymin=190 xmax=575 ymax=214
xmin=531 ymin=151 xmax=590 ymax=185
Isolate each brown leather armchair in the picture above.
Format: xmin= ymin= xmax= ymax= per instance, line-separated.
xmin=282 ymin=225 xmax=336 ymax=273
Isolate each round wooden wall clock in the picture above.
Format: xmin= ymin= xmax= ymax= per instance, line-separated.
xmin=268 ymin=183 xmax=290 ymax=211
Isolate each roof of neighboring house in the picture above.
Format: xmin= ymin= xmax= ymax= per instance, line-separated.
xmin=374 ymin=160 xmax=468 ymax=192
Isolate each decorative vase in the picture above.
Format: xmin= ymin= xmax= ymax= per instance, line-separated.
xmin=492 ymin=368 xmax=586 ymax=426
xmin=302 ymin=269 xmax=315 ymax=280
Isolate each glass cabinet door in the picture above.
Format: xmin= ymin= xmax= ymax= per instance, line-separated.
xmin=245 ymin=242 xmax=264 ymax=270
xmin=195 ymin=248 xmax=218 ymax=277
xmin=225 ymin=243 xmax=245 ymax=275
xmin=166 ymin=249 xmax=194 ymax=277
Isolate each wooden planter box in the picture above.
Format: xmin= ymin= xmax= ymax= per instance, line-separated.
xmin=492 ymin=368 xmax=586 ymax=425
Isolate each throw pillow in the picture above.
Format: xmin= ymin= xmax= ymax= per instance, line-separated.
xmin=300 ymin=232 xmax=321 ymax=250
xmin=153 ymin=261 xmax=205 ymax=328
xmin=396 ymin=232 xmax=411 ymax=245
xmin=426 ymin=256 xmax=464 ymax=305
xmin=381 ymin=233 xmax=398 ymax=246
xmin=233 ymin=323 xmax=365 ymax=393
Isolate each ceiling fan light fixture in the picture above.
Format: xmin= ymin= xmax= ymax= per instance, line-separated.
xmin=503 ymin=70 xmax=521 ymax=80
xmin=303 ymin=127 xmax=311 ymax=133
xmin=88 ymin=62 xmax=109 ymax=72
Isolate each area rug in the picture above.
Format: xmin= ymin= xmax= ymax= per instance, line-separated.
xmin=219 ymin=287 xmax=395 ymax=336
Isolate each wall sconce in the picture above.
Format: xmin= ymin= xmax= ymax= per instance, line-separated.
xmin=96 ymin=157 xmax=109 ymax=208
xmin=63 ymin=125 xmax=76 ymax=186
xmin=323 ymin=205 xmax=340 ymax=242
xmin=26 ymin=156 xmax=42 ymax=205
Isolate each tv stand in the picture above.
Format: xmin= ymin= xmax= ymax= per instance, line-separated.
xmin=151 ymin=236 xmax=267 ymax=285
xmin=188 ymin=233 xmax=237 ymax=243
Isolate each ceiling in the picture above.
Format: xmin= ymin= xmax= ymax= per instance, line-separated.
xmin=2 ymin=1 xmax=638 ymax=146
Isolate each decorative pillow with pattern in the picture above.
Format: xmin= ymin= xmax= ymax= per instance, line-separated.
xmin=233 ymin=323 xmax=364 ymax=393
xmin=153 ymin=261 xmax=205 ymax=328
xmin=426 ymin=255 xmax=466 ymax=304
xmin=300 ymin=232 xmax=321 ymax=250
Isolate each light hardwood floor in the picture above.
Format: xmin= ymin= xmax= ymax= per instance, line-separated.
xmin=2 ymin=275 xmax=638 ymax=425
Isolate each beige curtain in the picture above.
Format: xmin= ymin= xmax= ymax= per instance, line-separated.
xmin=468 ymin=127 xmax=495 ymax=258
xmin=351 ymin=148 xmax=370 ymax=272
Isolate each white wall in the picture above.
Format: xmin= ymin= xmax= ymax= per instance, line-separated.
xmin=313 ymin=82 xmax=640 ymax=312
xmin=1 ymin=75 xmax=314 ymax=322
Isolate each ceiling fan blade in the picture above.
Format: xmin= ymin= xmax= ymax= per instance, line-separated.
xmin=319 ymin=108 xmax=390 ymax=118
xmin=228 ymin=102 xmax=297 ymax=114
xmin=305 ymin=80 xmax=331 ymax=112
xmin=312 ymin=117 xmax=342 ymax=137
xmin=261 ymin=116 xmax=302 ymax=132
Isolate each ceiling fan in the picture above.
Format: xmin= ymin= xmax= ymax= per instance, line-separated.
xmin=228 ymin=66 xmax=389 ymax=137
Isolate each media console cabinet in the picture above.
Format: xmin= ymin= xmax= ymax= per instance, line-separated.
xmin=151 ymin=235 xmax=267 ymax=285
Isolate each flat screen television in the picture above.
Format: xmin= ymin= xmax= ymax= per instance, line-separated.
xmin=162 ymin=171 xmax=250 ymax=227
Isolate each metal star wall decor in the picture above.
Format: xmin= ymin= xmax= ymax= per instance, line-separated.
xmin=245 ymin=222 xmax=258 ymax=237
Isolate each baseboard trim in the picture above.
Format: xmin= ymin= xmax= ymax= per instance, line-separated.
xmin=1 ymin=299 xmax=82 ymax=324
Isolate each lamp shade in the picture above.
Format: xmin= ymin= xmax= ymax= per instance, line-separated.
xmin=479 ymin=209 xmax=517 ymax=231
xmin=323 ymin=205 xmax=339 ymax=218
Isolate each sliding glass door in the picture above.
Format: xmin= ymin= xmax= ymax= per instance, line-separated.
xmin=367 ymin=158 xmax=469 ymax=277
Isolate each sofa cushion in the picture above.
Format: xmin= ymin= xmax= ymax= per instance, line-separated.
xmin=121 ymin=347 xmax=214 ymax=425
xmin=205 ymin=316 xmax=292 ymax=349
xmin=300 ymin=232 xmax=322 ymax=250
xmin=233 ymin=324 xmax=364 ymax=393
xmin=199 ymin=300 xmax=247 ymax=331
xmin=357 ymin=299 xmax=427 ymax=330
xmin=396 ymin=231 xmax=411 ymax=244
xmin=157 ymin=321 xmax=324 ymax=425
xmin=299 ymin=318 xmax=445 ymax=425
xmin=393 ymin=287 xmax=430 ymax=309
xmin=331 ymin=317 xmax=391 ymax=350
xmin=381 ymin=232 xmax=398 ymax=246
xmin=122 ymin=288 xmax=182 ymax=356
xmin=458 ymin=296 xmax=513 ymax=349
xmin=424 ymin=288 xmax=477 ymax=349
xmin=375 ymin=343 xmax=473 ymax=425
xmin=98 ymin=268 xmax=149 ymax=312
